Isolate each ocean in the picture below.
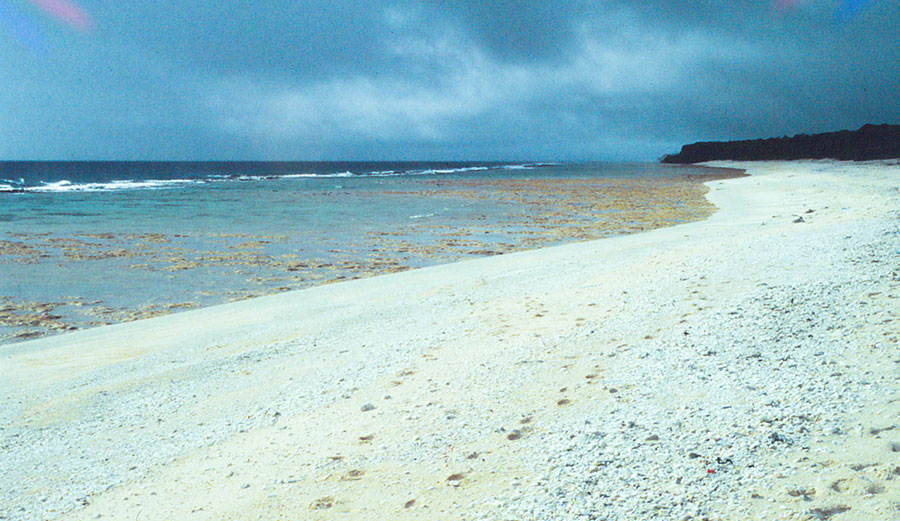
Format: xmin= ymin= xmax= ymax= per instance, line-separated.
xmin=0 ymin=161 xmax=736 ymax=343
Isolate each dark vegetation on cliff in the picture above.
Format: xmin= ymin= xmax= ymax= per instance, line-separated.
xmin=661 ymin=124 xmax=900 ymax=164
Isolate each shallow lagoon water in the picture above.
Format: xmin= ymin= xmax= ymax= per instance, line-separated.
xmin=0 ymin=162 xmax=739 ymax=342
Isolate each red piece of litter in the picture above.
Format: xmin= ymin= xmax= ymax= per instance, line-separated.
xmin=707 ymin=469 xmax=716 ymax=474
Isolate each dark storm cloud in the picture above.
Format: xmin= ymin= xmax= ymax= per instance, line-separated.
xmin=91 ymin=0 xmax=590 ymax=76
xmin=1 ymin=1 xmax=898 ymax=159
xmin=640 ymin=0 xmax=900 ymax=140
xmin=431 ymin=0 xmax=586 ymax=62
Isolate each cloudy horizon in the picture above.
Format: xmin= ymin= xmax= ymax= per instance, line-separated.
xmin=1 ymin=0 xmax=898 ymax=161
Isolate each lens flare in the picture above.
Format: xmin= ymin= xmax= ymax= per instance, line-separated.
xmin=27 ymin=0 xmax=92 ymax=31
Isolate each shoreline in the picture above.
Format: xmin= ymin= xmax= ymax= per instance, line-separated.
xmin=1 ymin=164 xmax=739 ymax=344
xmin=2 ymin=160 xmax=899 ymax=520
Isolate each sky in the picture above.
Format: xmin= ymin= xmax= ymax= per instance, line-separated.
xmin=0 ymin=0 xmax=897 ymax=161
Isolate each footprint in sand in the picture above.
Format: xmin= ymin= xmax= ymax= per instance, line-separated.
xmin=787 ymin=487 xmax=815 ymax=500
xmin=310 ymin=497 xmax=335 ymax=510
xmin=507 ymin=429 xmax=526 ymax=441
xmin=864 ymin=482 xmax=885 ymax=495
xmin=341 ymin=469 xmax=365 ymax=481
xmin=808 ymin=506 xmax=850 ymax=520
xmin=392 ymin=369 xmax=416 ymax=386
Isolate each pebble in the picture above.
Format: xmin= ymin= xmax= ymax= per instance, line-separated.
xmin=492 ymin=166 xmax=900 ymax=521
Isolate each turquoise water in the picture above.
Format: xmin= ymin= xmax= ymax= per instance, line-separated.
xmin=0 ymin=161 xmax=717 ymax=342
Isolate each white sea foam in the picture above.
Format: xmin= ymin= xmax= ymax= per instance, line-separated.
xmin=428 ymin=166 xmax=490 ymax=174
xmin=3 ymin=164 xmax=546 ymax=194
xmin=27 ymin=179 xmax=202 ymax=193
xmin=279 ymin=166 xmax=496 ymax=179
xmin=279 ymin=171 xmax=354 ymax=179
xmin=370 ymin=166 xmax=496 ymax=177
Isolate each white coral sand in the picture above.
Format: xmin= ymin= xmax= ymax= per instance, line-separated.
xmin=1 ymin=160 xmax=898 ymax=521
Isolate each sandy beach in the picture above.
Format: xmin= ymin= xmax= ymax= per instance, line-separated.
xmin=2 ymin=160 xmax=899 ymax=520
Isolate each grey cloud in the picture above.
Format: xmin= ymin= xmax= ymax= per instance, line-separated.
xmin=93 ymin=1 xmax=392 ymax=77
xmin=3 ymin=1 xmax=899 ymax=159
xmin=424 ymin=0 xmax=586 ymax=62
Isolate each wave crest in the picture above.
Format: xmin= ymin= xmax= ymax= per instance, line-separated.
xmin=2 ymin=163 xmax=545 ymax=194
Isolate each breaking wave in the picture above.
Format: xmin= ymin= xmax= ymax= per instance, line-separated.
xmin=1 ymin=163 xmax=544 ymax=194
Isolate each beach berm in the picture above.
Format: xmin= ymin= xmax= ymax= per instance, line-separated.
xmin=1 ymin=160 xmax=898 ymax=520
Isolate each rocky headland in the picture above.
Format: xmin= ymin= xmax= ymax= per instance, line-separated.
xmin=662 ymin=124 xmax=900 ymax=164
